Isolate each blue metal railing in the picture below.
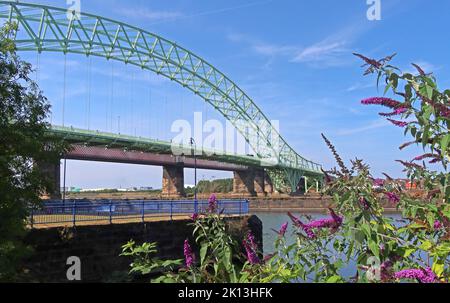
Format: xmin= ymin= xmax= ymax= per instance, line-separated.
xmin=29 ymin=199 xmax=249 ymax=228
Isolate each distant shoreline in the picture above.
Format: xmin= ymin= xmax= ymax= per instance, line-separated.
xmin=251 ymin=208 xmax=401 ymax=214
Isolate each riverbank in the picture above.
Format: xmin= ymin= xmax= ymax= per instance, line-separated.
xmin=63 ymin=192 xmax=401 ymax=213
xmin=248 ymin=196 xmax=400 ymax=213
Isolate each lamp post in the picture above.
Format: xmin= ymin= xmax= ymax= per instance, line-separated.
xmin=190 ymin=138 xmax=198 ymax=213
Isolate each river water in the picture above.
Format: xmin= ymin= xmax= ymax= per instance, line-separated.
xmin=252 ymin=211 xmax=403 ymax=280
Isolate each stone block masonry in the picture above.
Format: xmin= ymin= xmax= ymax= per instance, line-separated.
xmin=37 ymin=161 xmax=61 ymax=199
xmin=22 ymin=216 xmax=262 ymax=282
xmin=162 ymin=165 xmax=185 ymax=198
xmin=233 ymin=170 xmax=256 ymax=196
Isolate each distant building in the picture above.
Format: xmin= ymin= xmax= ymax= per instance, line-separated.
xmin=139 ymin=187 xmax=153 ymax=191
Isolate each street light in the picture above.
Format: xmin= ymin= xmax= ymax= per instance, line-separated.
xmin=190 ymin=138 xmax=198 ymax=213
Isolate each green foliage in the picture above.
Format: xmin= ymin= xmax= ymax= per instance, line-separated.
xmin=121 ymin=241 xmax=183 ymax=282
xmin=186 ymin=179 xmax=233 ymax=195
xmin=122 ymin=210 xmax=262 ymax=283
xmin=0 ymin=22 xmax=67 ymax=281
xmin=123 ymin=53 xmax=450 ymax=284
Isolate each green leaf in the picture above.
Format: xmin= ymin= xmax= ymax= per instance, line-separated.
xmin=420 ymin=240 xmax=433 ymax=251
xmin=200 ymin=244 xmax=208 ymax=265
xmin=426 ymin=212 xmax=436 ymax=228
xmin=368 ymin=240 xmax=380 ymax=257
xmin=326 ymin=275 xmax=343 ymax=283
xmin=426 ymin=85 xmax=434 ymax=99
xmin=398 ymin=247 xmax=416 ymax=258
xmin=432 ymin=260 xmax=444 ymax=279
xmin=440 ymin=134 xmax=450 ymax=155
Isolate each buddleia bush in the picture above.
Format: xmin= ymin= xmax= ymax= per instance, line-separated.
xmin=123 ymin=54 xmax=449 ymax=283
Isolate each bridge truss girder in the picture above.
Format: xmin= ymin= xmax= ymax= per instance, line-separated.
xmin=0 ymin=1 xmax=323 ymax=192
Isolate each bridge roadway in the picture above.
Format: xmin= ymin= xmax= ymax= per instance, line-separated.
xmin=67 ymin=145 xmax=248 ymax=172
xmin=43 ymin=126 xmax=277 ymax=199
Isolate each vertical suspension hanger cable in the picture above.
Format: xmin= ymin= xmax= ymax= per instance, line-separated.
xmin=84 ymin=56 xmax=88 ymax=129
xmin=110 ymin=60 xmax=115 ymax=132
xmin=35 ymin=50 xmax=39 ymax=82
xmin=132 ymin=70 xmax=135 ymax=136
xmin=88 ymin=56 xmax=92 ymax=130
xmin=147 ymin=73 xmax=152 ymax=138
xmin=165 ymin=96 xmax=168 ymax=141
xmin=62 ymin=54 xmax=67 ymax=127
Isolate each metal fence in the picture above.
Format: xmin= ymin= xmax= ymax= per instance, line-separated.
xmin=29 ymin=199 xmax=249 ymax=228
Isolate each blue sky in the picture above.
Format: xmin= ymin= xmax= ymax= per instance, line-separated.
xmin=15 ymin=0 xmax=450 ymax=188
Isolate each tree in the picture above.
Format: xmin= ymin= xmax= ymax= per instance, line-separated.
xmin=0 ymin=22 xmax=67 ymax=281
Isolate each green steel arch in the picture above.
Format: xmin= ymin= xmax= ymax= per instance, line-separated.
xmin=0 ymin=1 xmax=323 ymax=192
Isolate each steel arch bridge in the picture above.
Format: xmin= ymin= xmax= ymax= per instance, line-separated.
xmin=0 ymin=1 xmax=323 ymax=192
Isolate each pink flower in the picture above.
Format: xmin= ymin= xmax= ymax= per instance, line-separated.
xmin=434 ymin=220 xmax=443 ymax=230
xmin=191 ymin=213 xmax=199 ymax=221
xmin=380 ymin=261 xmax=394 ymax=282
xmin=353 ymin=54 xmax=382 ymax=68
xmin=379 ymin=107 xmax=408 ymax=117
xmin=373 ymin=179 xmax=384 ymax=187
xmin=361 ymin=97 xmax=403 ymax=109
xmin=184 ymin=239 xmax=195 ymax=268
xmin=385 ymin=192 xmax=400 ymax=204
xmin=288 ymin=209 xmax=343 ymax=237
xmin=387 ymin=118 xmax=409 ymax=128
xmin=208 ymin=194 xmax=218 ymax=213
xmin=394 ymin=267 xmax=437 ymax=283
xmin=288 ymin=212 xmax=316 ymax=239
xmin=413 ymin=154 xmax=440 ymax=162
xmin=359 ymin=197 xmax=371 ymax=210
xmin=279 ymin=222 xmax=288 ymax=237
xmin=243 ymin=232 xmax=260 ymax=265
xmin=396 ymin=160 xmax=424 ymax=170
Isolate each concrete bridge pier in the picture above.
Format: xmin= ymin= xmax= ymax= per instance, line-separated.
xmin=233 ymin=169 xmax=277 ymax=197
xmin=264 ymin=171 xmax=274 ymax=196
xmin=233 ymin=169 xmax=256 ymax=197
xmin=37 ymin=161 xmax=61 ymax=200
xmin=254 ymin=169 xmax=267 ymax=197
xmin=162 ymin=165 xmax=186 ymax=198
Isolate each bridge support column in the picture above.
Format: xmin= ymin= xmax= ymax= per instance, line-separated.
xmin=233 ymin=169 xmax=256 ymax=197
xmin=254 ymin=169 xmax=266 ymax=197
xmin=162 ymin=165 xmax=185 ymax=198
xmin=37 ymin=161 xmax=61 ymax=200
xmin=264 ymin=171 xmax=274 ymax=196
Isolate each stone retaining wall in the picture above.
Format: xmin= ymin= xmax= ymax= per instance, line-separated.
xmin=22 ymin=216 xmax=262 ymax=283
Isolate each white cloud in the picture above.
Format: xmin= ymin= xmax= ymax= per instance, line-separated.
xmin=292 ymin=41 xmax=348 ymax=64
xmin=227 ymin=33 xmax=297 ymax=57
xmin=346 ymin=82 xmax=375 ymax=92
xmin=228 ymin=33 xmax=352 ymax=68
xmin=227 ymin=18 xmax=375 ymax=68
xmin=336 ymin=119 xmax=390 ymax=136
xmin=116 ymin=8 xmax=183 ymax=22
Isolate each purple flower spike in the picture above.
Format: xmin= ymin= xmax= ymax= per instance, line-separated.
xmin=394 ymin=267 xmax=437 ymax=283
xmin=387 ymin=118 xmax=409 ymax=128
xmin=385 ymin=192 xmax=400 ymax=204
xmin=208 ymin=194 xmax=218 ymax=213
xmin=379 ymin=107 xmax=408 ymax=117
xmin=279 ymin=222 xmax=288 ymax=237
xmin=243 ymin=232 xmax=260 ymax=265
xmin=373 ymin=179 xmax=384 ymax=187
xmin=359 ymin=197 xmax=371 ymax=210
xmin=361 ymin=97 xmax=403 ymax=109
xmin=184 ymin=239 xmax=195 ymax=268
xmin=303 ymin=208 xmax=343 ymax=233
xmin=329 ymin=208 xmax=343 ymax=226
xmin=434 ymin=220 xmax=443 ymax=230
xmin=191 ymin=213 xmax=199 ymax=221
xmin=288 ymin=212 xmax=317 ymax=239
